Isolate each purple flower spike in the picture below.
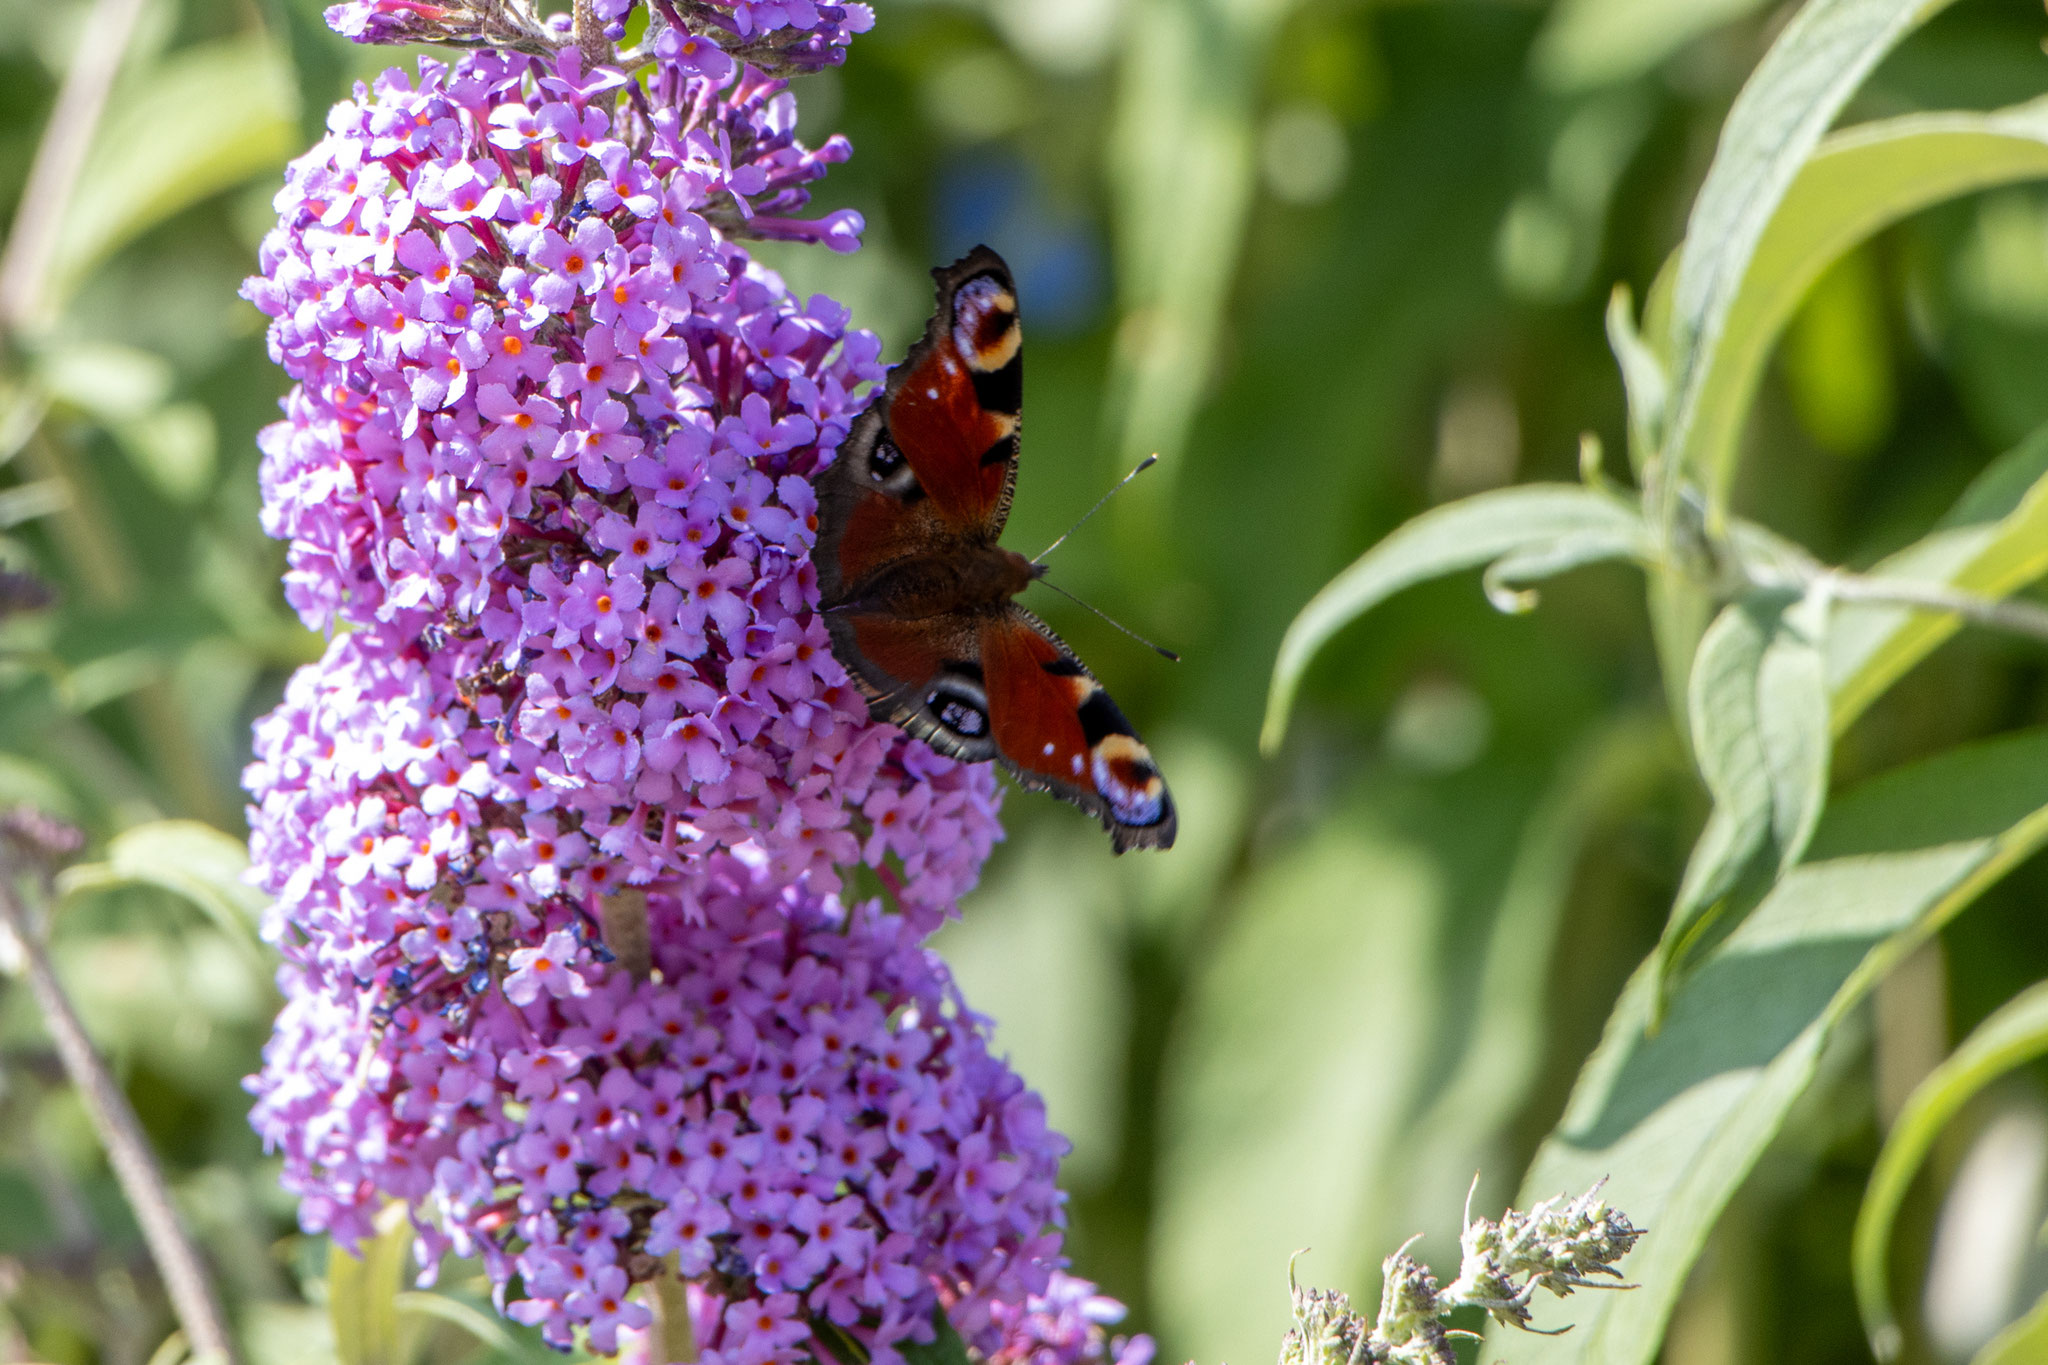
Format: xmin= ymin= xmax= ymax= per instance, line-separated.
xmin=249 ymin=6 xmax=1147 ymax=1361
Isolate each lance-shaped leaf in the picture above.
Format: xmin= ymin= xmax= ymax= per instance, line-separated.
xmin=1852 ymin=979 xmax=2048 ymax=1359
xmin=50 ymin=36 xmax=297 ymax=313
xmin=1479 ymin=728 xmax=2048 ymax=1365
xmin=1262 ymin=486 xmax=1650 ymax=753
xmin=1656 ymin=588 xmax=1832 ymax=991
xmin=1658 ymin=0 xmax=1961 ymax=517
xmin=57 ymin=820 xmax=267 ymax=967
xmin=1686 ymin=97 xmax=2048 ymax=511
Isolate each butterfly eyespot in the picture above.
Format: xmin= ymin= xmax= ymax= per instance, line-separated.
xmin=930 ymin=694 xmax=988 ymax=738
xmin=869 ymin=437 xmax=905 ymax=479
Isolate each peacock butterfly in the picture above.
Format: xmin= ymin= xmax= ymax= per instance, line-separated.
xmin=812 ymin=246 xmax=1177 ymax=852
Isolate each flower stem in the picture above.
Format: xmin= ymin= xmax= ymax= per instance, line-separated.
xmin=0 ymin=851 xmax=243 ymax=1365
xmin=600 ymin=887 xmax=652 ymax=981
xmin=645 ymin=1264 xmax=697 ymax=1364
xmin=573 ymin=0 xmax=614 ymax=69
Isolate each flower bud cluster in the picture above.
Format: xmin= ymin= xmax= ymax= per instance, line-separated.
xmin=239 ymin=6 xmax=1137 ymax=1362
xmin=1448 ymin=1184 xmax=1642 ymax=1327
xmin=1277 ymin=1185 xmax=1643 ymax=1365
xmin=323 ymin=0 xmax=873 ymax=76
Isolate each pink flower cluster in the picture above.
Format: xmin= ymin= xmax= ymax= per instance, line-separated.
xmin=251 ymin=643 xmax=1063 ymax=1352
xmin=982 ymin=1273 xmax=1157 ymax=1365
xmin=238 ymin=6 xmax=1148 ymax=1363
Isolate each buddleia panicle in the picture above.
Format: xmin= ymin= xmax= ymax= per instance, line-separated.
xmin=241 ymin=4 xmax=1144 ymax=1361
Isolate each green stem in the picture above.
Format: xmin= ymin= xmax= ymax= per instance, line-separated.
xmin=645 ymin=1265 xmax=697 ymax=1364
xmin=0 ymin=850 xmax=243 ymax=1365
xmin=1823 ymin=573 xmax=2048 ymax=647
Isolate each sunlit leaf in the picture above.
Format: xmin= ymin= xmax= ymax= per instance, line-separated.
xmin=1606 ymin=285 xmax=1669 ymax=468
xmin=1660 ymin=0 xmax=1961 ymax=519
xmin=49 ymin=35 xmax=297 ymax=311
xmin=0 ymin=479 xmax=68 ymax=528
xmin=1655 ymin=587 xmax=1831 ymax=1004
xmin=1677 ymin=93 xmax=2048 ymax=514
xmin=57 ymin=820 xmax=267 ymax=963
xmin=1756 ymin=591 xmax=1829 ymax=868
xmin=1480 ymin=728 xmax=2048 ymax=1365
xmin=1530 ymin=0 xmax=1772 ymax=93
xmin=1261 ymin=485 xmax=1649 ymax=752
xmin=1829 ymin=421 xmax=2048 ymax=730
xmin=1972 ymin=1290 xmax=2048 ymax=1365
xmin=1852 ymin=979 xmax=2048 ymax=1359
xmin=392 ymin=1291 xmax=529 ymax=1359
xmin=33 ymin=341 xmax=174 ymax=422
xmin=143 ymin=1328 xmax=190 ymax=1365
xmin=328 ymin=1204 xmax=412 ymax=1365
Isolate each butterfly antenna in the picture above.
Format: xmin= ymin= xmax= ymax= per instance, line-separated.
xmin=1032 ymin=455 xmax=1159 ymax=565
xmin=1036 ymin=578 xmax=1181 ymax=662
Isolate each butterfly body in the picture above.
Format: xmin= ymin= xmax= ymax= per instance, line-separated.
xmin=813 ymin=247 xmax=1176 ymax=852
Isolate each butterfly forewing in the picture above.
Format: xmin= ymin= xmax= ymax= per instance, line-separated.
xmin=882 ymin=252 xmax=1021 ymax=529
xmin=813 ymin=249 xmax=1022 ymax=606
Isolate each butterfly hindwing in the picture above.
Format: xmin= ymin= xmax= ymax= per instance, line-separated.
xmin=981 ymin=608 xmax=1176 ymax=852
xmin=830 ymin=613 xmax=998 ymax=763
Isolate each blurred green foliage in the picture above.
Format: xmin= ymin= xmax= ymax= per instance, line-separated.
xmin=10 ymin=2 xmax=2048 ymax=1364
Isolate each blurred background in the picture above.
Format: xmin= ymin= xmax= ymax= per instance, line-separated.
xmin=9 ymin=1 xmax=2048 ymax=1362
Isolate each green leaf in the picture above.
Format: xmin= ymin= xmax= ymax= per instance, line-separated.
xmin=33 ymin=341 xmax=174 ymax=422
xmin=328 ymin=1205 xmax=412 ymax=1365
xmin=1828 ymin=421 xmax=2048 ymax=731
xmin=1676 ymin=93 xmax=2048 ymax=514
xmin=1658 ymin=588 xmax=1833 ymax=991
xmin=1852 ymin=979 xmax=2048 ymax=1359
xmin=49 ymin=35 xmax=297 ymax=311
xmin=1757 ymin=590 xmax=1830 ymax=868
xmin=1606 ymin=285 xmax=1670 ymax=469
xmin=1479 ymin=727 xmax=2048 ymax=1365
xmin=1530 ymin=0 xmax=1772 ymax=93
xmin=1261 ymin=485 xmax=1649 ymax=752
xmin=1660 ymin=0 xmax=1962 ymax=518
xmin=1973 ymin=1290 xmax=2048 ymax=1365
xmin=1382 ymin=715 xmax=1681 ymax=1242
xmin=391 ymin=1292 xmax=523 ymax=1359
xmin=1105 ymin=0 xmax=1284 ymax=518
xmin=57 ymin=820 xmax=267 ymax=964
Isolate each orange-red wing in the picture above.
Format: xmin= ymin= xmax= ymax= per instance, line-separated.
xmin=877 ymin=248 xmax=1021 ymax=534
xmin=811 ymin=249 xmax=1022 ymax=610
xmin=980 ymin=609 xmax=1175 ymax=853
